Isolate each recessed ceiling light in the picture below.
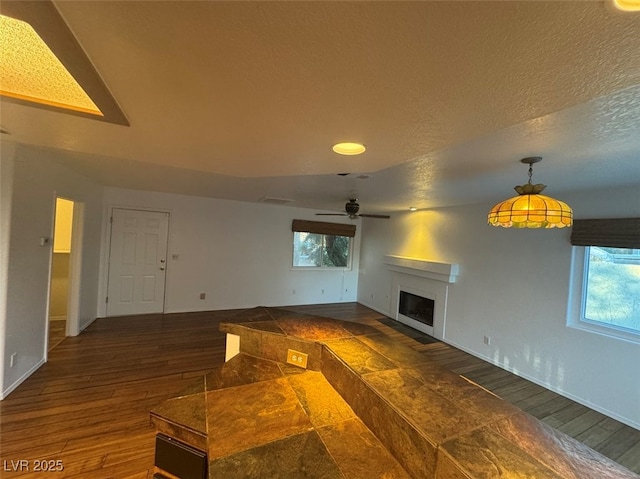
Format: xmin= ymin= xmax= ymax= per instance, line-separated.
xmin=409 ymin=207 xmax=418 ymax=211
xmin=332 ymin=142 xmax=366 ymax=156
xmin=612 ymin=0 xmax=640 ymax=11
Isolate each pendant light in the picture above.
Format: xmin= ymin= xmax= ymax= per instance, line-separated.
xmin=488 ymin=157 xmax=573 ymax=228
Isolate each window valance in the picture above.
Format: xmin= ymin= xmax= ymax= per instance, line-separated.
xmin=570 ymin=218 xmax=640 ymax=249
xmin=292 ymin=220 xmax=356 ymax=238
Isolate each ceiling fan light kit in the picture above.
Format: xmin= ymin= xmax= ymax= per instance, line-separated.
xmin=488 ymin=157 xmax=573 ymax=229
xmin=316 ymin=199 xmax=390 ymax=219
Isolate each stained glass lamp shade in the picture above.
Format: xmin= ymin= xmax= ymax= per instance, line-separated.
xmin=488 ymin=157 xmax=573 ymax=229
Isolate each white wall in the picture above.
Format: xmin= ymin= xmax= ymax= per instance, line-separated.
xmin=0 ymin=142 xmax=16 ymax=397
xmin=358 ymin=184 xmax=640 ymax=429
xmin=2 ymin=145 xmax=104 ymax=397
xmin=4 ymin=149 xmax=636 ymax=428
xmin=100 ymin=188 xmax=360 ymax=316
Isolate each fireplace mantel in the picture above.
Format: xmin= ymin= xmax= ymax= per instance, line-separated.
xmin=384 ymin=255 xmax=459 ymax=284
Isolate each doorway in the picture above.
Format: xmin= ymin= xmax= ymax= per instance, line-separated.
xmin=48 ymin=197 xmax=74 ymax=351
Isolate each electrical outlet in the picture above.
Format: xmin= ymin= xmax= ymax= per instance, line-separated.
xmin=199 ymin=293 xmax=206 ymax=300
xmin=286 ymin=349 xmax=308 ymax=369
xmin=483 ymin=336 xmax=491 ymax=346
xmin=10 ymin=352 xmax=16 ymax=368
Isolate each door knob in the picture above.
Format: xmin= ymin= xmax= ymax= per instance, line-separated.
xmin=160 ymin=266 xmax=166 ymax=271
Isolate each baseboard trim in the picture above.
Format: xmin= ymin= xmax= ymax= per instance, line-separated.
xmin=442 ymin=336 xmax=640 ymax=431
xmin=356 ymin=302 xmax=640 ymax=431
xmin=78 ymin=316 xmax=98 ymax=334
xmin=357 ymin=299 xmax=391 ymax=318
xmin=1 ymin=358 xmax=46 ymax=400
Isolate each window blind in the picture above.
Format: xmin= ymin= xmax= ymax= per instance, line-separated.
xmin=292 ymin=220 xmax=356 ymax=238
xmin=570 ymin=218 xmax=640 ymax=249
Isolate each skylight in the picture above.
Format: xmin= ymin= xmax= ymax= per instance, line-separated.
xmin=0 ymin=14 xmax=103 ymax=116
xmin=0 ymin=1 xmax=128 ymax=126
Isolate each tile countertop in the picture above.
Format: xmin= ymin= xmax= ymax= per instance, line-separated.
xmin=151 ymin=307 xmax=640 ymax=479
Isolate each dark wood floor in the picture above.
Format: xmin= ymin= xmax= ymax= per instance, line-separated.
xmin=48 ymin=318 xmax=67 ymax=352
xmin=285 ymin=303 xmax=640 ymax=474
xmin=0 ymin=303 xmax=638 ymax=478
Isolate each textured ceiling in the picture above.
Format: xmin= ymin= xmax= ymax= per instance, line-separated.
xmin=1 ymin=1 xmax=639 ymax=214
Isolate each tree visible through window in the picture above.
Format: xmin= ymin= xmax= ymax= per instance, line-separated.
xmin=323 ymin=235 xmax=350 ymax=267
xmin=583 ymin=246 xmax=640 ymax=334
xmin=293 ymin=232 xmax=351 ymax=268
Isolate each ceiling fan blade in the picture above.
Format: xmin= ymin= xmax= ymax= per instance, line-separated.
xmin=358 ymin=214 xmax=390 ymax=219
xmin=315 ymin=213 xmax=348 ymax=216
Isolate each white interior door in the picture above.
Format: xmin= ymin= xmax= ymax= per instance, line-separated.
xmin=107 ymin=208 xmax=169 ymax=316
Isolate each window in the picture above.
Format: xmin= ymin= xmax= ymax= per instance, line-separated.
xmin=583 ymin=247 xmax=640 ymax=331
xmin=568 ymin=218 xmax=640 ymax=343
xmin=293 ymin=231 xmax=352 ymax=269
xmin=291 ymin=219 xmax=355 ymax=269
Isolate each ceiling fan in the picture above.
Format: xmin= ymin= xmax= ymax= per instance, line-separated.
xmin=316 ymin=199 xmax=390 ymax=219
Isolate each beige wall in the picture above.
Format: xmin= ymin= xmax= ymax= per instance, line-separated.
xmin=53 ymin=198 xmax=73 ymax=253
xmin=49 ymin=253 xmax=70 ymax=318
xmin=49 ymin=198 xmax=74 ymax=318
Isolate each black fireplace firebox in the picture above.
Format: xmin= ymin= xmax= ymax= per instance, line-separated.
xmin=399 ymin=291 xmax=434 ymax=327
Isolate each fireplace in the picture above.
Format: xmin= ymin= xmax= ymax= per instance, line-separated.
xmin=397 ymin=289 xmax=436 ymax=336
xmin=385 ymin=255 xmax=459 ymax=340
xmin=399 ymin=291 xmax=434 ymax=328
